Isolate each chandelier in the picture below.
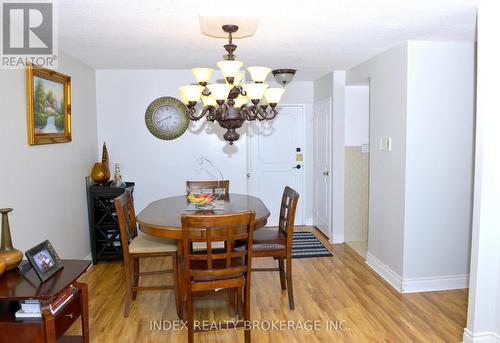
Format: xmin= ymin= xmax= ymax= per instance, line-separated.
xmin=179 ymin=24 xmax=296 ymax=144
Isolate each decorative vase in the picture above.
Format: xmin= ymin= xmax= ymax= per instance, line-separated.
xmin=91 ymin=162 xmax=111 ymax=183
xmin=0 ymin=257 xmax=6 ymax=277
xmin=0 ymin=208 xmax=23 ymax=271
xmin=91 ymin=142 xmax=111 ymax=183
xmin=102 ymin=142 xmax=109 ymax=166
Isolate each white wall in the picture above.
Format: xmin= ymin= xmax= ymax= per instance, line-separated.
xmin=464 ymin=1 xmax=500 ymax=341
xmin=404 ymin=41 xmax=474 ymax=280
xmin=347 ymin=41 xmax=475 ymax=292
xmin=345 ymin=86 xmax=369 ymax=146
xmin=331 ymin=71 xmax=346 ymax=242
xmin=313 ymin=73 xmax=333 ymax=103
xmin=497 ymin=275 xmax=500 ymax=336
xmin=347 ymin=44 xmax=408 ymax=278
xmin=95 ymin=70 xmax=314 ymax=218
xmin=312 ymin=72 xmax=345 ymax=242
xmin=0 ymin=51 xmax=97 ymax=259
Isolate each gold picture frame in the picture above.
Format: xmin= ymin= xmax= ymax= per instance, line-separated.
xmin=26 ymin=63 xmax=71 ymax=145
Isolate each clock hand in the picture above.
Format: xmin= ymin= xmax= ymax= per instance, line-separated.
xmin=157 ymin=116 xmax=172 ymax=123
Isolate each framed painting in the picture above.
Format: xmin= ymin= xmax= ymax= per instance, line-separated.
xmin=26 ymin=64 xmax=71 ymax=145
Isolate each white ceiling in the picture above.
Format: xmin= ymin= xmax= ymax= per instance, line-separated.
xmin=58 ymin=0 xmax=477 ymax=80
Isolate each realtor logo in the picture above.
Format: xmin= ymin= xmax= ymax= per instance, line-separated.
xmin=1 ymin=1 xmax=58 ymax=68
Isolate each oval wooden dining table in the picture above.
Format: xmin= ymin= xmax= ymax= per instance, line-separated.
xmin=136 ymin=193 xmax=270 ymax=318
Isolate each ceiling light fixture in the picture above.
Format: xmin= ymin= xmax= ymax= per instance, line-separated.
xmin=179 ymin=24 xmax=296 ymax=144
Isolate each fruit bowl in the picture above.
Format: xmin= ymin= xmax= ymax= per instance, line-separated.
xmin=186 ymin=189 xmax=223 ymax=209
xmin=187 ymin=192 xmax=215 ymax=205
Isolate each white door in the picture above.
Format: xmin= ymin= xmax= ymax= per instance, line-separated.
xmin=313 ymin=98 xmax=332 ymax=237
xmin=247 ymin=105 xmax=305 ymax=226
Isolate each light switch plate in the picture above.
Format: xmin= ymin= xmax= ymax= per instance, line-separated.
xmin=379 ymin=137 xmax=392 ymax=151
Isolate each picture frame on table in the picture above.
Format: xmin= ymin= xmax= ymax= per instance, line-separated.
xmin=25 ymin=240 xmax=64 ymax=282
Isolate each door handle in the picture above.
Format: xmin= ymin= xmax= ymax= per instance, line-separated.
xmin=293 ymin=164 xmax=302 ymax=169
xmin=323 ymin=171 xmax=329 ymax=176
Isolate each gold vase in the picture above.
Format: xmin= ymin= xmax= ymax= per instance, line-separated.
xmin=91 ymin=162 xmax=110 ymax=183
xmin=91 ymin=142 xmax=111 ymax=183
xmin=0 ymin=208 xmax=23 ymax=271
xmin=0 ymin=257 xmax=6 ymax=278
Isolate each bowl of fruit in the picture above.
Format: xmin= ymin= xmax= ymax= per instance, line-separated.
xmin=186 ymin=189 xmax=222 ymax=209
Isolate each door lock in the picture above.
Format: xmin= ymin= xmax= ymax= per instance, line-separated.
xmin=323 ymin=171 xmax=329 ymax=176
xmin=293 ymin=164 xmax=302 ymax=169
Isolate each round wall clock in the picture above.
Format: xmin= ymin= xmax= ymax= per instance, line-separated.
xmin=145 ymin=96 xmax=189 ymax=140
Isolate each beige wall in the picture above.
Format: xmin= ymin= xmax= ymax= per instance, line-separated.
xmin=344 ymin=146 xmax=369 ymax=242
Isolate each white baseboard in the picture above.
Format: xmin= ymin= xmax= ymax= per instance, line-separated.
xmin=365 ymin=252 xmax=403 ymax=292
xmin=366 ymin=252 xmax=470 ymax=293
xmin=463 ymin=328 xmax=500 ymax=343
xmin=329 ymin=232 xmax=344 ymax=244
xmin=402 ymin=274 xmax=469 ymax=293
xmin=83 ymin=253 xmax=92 ymax=262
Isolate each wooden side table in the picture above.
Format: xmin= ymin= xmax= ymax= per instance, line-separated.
xmin=0 ymin=260 xmax=91 ymax=343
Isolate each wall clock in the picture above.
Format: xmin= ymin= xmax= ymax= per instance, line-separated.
xmin=145 ymin=96 xmax=189 ymax=140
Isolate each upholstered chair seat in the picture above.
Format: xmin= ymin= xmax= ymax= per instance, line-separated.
xmin=251 ymin=229 xmax=287 ymax=251
xmin=129 ymin=234 xmax=178 ymax=254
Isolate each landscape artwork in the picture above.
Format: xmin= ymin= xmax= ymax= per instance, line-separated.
xmin=26 ymin=64 xmax=72 ymax=145
xmin=33 ymin=76 xmax=65 ymax=134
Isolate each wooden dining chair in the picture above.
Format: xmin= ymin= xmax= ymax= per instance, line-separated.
xmin=181 ymin=211 xmax=255 ymax=343
xmin=251 ymin=186 xmax=299 ymax=310
xmin=186 ymin=180 xmax=230 ymax=197
xmin=114 ymin=191 xmax=178 ymax=318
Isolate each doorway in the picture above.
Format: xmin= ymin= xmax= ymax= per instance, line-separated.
xmin=247 ymin=105 xmax=305 ymax=226
xmin=312 ymin=98 xmax=332 ymax=238
xmin=344 ymin=85 xmax=370 ymax=258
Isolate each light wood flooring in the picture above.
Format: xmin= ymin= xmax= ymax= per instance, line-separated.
xmin=346 ymin=241 xmax=368 ymax=258
xmin=66 ymin=227 xmax=468 ymax=342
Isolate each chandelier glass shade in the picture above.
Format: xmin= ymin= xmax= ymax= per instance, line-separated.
xmin=247 ymin=66 xmax=272 ymax=83
xmin=192 ymin=68 xmax=214 ymax=84
xmin=179 ymin=24 xmax=296 ymax=144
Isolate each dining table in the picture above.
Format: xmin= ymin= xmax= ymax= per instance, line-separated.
xmin=136 ymin=193 xmax=270 ymax=318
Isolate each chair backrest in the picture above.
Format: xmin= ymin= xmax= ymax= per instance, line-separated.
xmin=186 ymin=180 xmax=230 ymax=197
xmin=279 ymin=186 xmax=300 ymax=243
xmin=114 ymin=190 xmax=138 ymax=258
xmin=181 ymin=211 xmax=255 ymax=291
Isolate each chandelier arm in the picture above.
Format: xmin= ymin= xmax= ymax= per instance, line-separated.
xmin=206 ymin=106 xmax=217 ymax=121
xmin=266 ymin=108 xmax=278 ymax=120
xmin=246 ymin=106 xmax=259 ymax=121
xmin=254 ymin=107 xmax=264 ymax=120
xmin=240 ymin=106 xmax=253 ymax=121
xmin=188 ymin=105 xmax=212 ymax=121
xmin=256 ymin=106 xmax=271 ymax=121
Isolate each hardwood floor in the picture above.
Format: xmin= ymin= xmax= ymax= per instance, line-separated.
xmin=66 ymin=227 xmax=468 ymax=342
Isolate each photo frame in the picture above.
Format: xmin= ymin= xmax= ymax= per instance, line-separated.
xmin=26 ymin=63 xmax=72 ymax=145
xmin=25 ymin=240 xmax=64 ymax=282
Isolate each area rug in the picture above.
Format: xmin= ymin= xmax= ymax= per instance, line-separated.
xmin=292 ymin=231 xmax=333 ymax=259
